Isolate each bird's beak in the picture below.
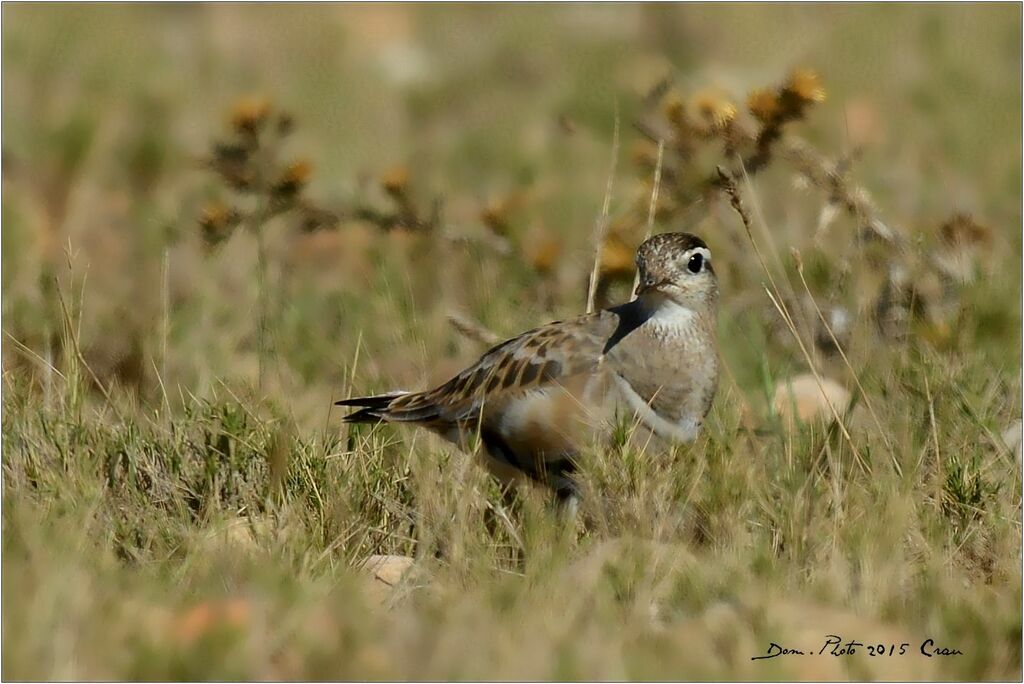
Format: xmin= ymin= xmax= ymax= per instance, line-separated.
xmin=634 ymin=278 xmax=669 ymax=296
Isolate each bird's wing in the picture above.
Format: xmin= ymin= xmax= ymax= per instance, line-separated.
xmin=367 ymin=310 xmax=622 ymax=426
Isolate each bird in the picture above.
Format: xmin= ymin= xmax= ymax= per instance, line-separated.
xmin=337 ymin=232 xmax=719 ymax=502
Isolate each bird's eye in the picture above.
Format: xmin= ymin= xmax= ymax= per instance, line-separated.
xmin=687 ymin=253 xmax=704 ymax=274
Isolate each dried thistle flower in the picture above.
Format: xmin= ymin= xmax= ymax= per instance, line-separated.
xmin=786 ymin=68 xmax=827 ymax=105
xmin=354 ymin=164 xmax=441 ymax=233
xmin=286 ymin=159 xmax=313 ymax=184
xmin=298 ymin=206 xmax=339 ymax=233
xmin=213 ymin=141 xmax=252 ymax=163
xmin=198 ymin=201 xmax=241 ymax=247
xmin=747 ymin=88 xmax=781 ymax=123
xmin=744 ymin=68 xmax=827 ymax=173
xmin=481 ymin=198 xmax=513 ymax=237
xmin=381 ymin=165 xmax=410 ymax=198
xmin=205 ymin=100 xmax=328 ymax=224
xmin=663 ymin=92 xmax=699 ymax=141
xmin=633 ymin=69 xmax=830 ymax=217
xmin=692 ymin=89 xmax=737 ymax=133
xmin=210 ymin=142 xmax=254 ymax=191
xmin=664 ymin=92 xmax=687 ymax=127
xmin=480 ymin=193 xmax=529 ymax=238
xmin=230 ymin=97 xmax=271 ymax=137
xmin=272 ymin=159 xmax=313 ymax=200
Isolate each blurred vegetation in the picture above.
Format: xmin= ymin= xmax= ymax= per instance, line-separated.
xmin=2 ymin=4 xmax=1021 ymax=680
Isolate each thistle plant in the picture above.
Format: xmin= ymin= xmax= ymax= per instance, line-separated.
xmin=352 ymin=164 xmax=443 ymax=232
xmin=198 ymin=97 xmax=337 ymax=389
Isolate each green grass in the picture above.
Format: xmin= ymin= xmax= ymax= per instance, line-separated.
xmin=2 ymin=4 xmax=1022 ymax=680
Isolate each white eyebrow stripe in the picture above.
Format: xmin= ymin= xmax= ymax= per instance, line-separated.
xmin=685 ymin=246 xmax=712 ymax=262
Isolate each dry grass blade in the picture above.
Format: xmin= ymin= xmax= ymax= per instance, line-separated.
xmin=586 ymin=102 xmax=621 ymax=314
xmin=924 ymin=373 xmax=942 ymax=505
xmin=764 ymin=287 xmax=870 ymax=476
xmin=719 ymin=167 xmax=869 ymax=476
xmin=4 ymin=332 xmax=68 ymax=382
xmin=715 ymin=166 xmax=779 ymax=294
xmin=54 ymin=279 xmax=125 ymax=423
xmin=160 ymin=248 xmax=171 ymax=417
xmin=632 ymin=139 xmax=665 ymax=299
xmin=734 ymin=155 xmax=811 ymax=335
xmin=792 ymin=251 xmax=902 ymax=476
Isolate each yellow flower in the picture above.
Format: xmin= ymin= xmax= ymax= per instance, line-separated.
xmin=198 ymin=201 xmax=241 ymax=245
xmin=199 ymin=202 xmax=228 ymax=228
xmin=284 ymin=159 xmax=313 ymax=185
xmin=787 ymin=69 xmax=826 ymax=104
xmin=747 ymin=88 xmax=781 ymax=122
xmin=381 ymin=165 xmax=410 ymax=197
xmin=664 ymin=92 xmax=687 ymax=127
xmin=230 ymin=97 xmax=271 ymax=135
xmin=481 ymin=199 xmax=511 ymax=236
xmin=692 ymin=90 xmax=737 ymax=132
xmin=273 ymin=159 xmax=313 ymax=199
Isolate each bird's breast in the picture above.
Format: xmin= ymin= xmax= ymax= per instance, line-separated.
xmin=606 ymin=314 xmax=719 ymax=442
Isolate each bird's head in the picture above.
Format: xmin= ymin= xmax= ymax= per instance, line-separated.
xmin=634 ymin=232 xmax=718 ymax=312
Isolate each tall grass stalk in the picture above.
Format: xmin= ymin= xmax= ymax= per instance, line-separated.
xmin=586 ymin=102 xmax=620 ymax=314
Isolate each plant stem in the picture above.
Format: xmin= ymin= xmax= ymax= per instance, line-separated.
xmin=161 ymin=247 xmax=170 ymax=409
xmin=586 ymin=101 xmax=620 ymax=315
xmin=256 ymin=224 xmax=268 ymax=393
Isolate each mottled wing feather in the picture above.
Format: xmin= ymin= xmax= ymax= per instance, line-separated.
xmin=376 ymin=311 xmax=620 ymax=425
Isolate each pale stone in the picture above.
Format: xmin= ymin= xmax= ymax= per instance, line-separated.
xmin=362 ymin=554 xmax=415 ymax=586
xmin=773 ymin=374 xmax=852 ymax=423
xmin=360 ymin=554 xmax=417 ymax=606
xmin=197 ymin=516 xmax=270 ymax=555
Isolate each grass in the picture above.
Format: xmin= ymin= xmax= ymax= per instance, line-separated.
xmin=2 ymin=4 xmax=1022 ymax=680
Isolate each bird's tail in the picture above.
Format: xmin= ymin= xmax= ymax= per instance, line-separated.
xmin=335 ymin=391 xmax=410 ymax=423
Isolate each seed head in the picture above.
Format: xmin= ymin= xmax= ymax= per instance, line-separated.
xmin=664 ymin=92 xmax=687 ymax=128
xmin=786 ymin=69 xmax=826 ymax=105
xmin=199 ymin=201 xmax=241 ymax=246
xmin=273 ymin=159 xmax=313 ymax=199
xmin=381 ymin=165 xmax=410 ymax=198
xmin=230 ymin=97 xmax=272 ymax=136
xmin=482 ymin=198 xmax=512 ymax=236
xmin=747 ymin=88 xmax=781 ymax=123
xmin=693 ymin=90 xmax=737 ymax=132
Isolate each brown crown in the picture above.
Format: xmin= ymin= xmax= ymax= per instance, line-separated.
xmin=636 ymin=232 xmax=708 ymax=267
